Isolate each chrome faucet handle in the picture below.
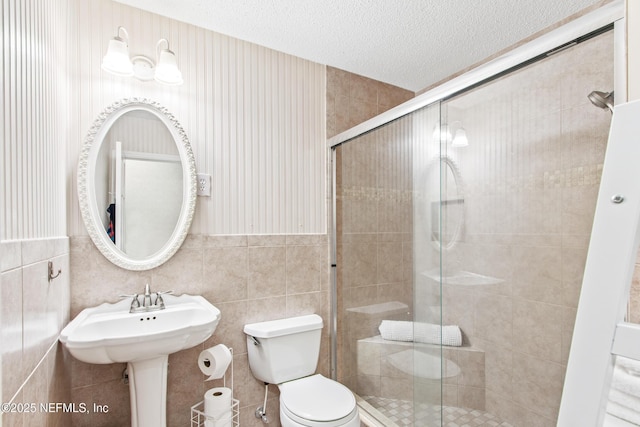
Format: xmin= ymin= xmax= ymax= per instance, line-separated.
xmin=154 ymin=290 xmax=174 ymax=309
xmin=119 ymin=294 xmax=140 ymax=310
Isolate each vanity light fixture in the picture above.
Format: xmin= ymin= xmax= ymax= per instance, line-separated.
xmin=154 ymin=38 xmax=183 ymax=85
xmin=101 ymin=26 xmax=134 ymax=77
xmin=102 ymin=27 xmax=183 ymax=85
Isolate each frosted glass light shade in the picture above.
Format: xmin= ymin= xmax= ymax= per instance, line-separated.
xmin=432 ymin=124 xmax=452 ymax=142
xmin=452 ymin=129 xmax=469 ymax=147
xmin=154 ymin=49 xmax=183 ymax=85
xmin=102 ymin=38 xmax=134 ymax=77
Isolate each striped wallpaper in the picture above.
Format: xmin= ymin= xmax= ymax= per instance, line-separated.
xmin=2 ymin=0 xmax=326 ymax=240
xmin=1 ymin=0 xmax=70 ymax=240
xmin=66 ymin=0 xmax=327 ymax=236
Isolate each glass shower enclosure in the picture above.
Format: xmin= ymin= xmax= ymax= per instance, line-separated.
xmin=331 ymin=23 xmax=614 ymax=427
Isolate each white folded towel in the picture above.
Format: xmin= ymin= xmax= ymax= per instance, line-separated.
xmin=607 ymin=398 xmax=640 ymax=426
xmin=613 ymin=364 xmax=640 ymax=397
xmin=606 ymin=356 xmax=640 ymax=426
xmin=378 ymin=320 xmax=462 ymax=347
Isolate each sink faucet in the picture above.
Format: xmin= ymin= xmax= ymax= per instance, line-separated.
xmin=120 ymin=284 xmax=173 ymax=313
xmin=143 ymin=283 xmax=153 ymax=308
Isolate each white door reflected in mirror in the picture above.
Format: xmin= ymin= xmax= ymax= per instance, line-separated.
xmin=121 ymin=155 xmax=182 ymax=258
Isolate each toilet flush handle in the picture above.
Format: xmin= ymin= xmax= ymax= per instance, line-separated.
xmin=250 ymin=336 xmax=261 ymax=346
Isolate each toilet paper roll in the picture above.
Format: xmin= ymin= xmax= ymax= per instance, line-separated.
xmin=204 ymin=387 xmax=233 ymax=427
xmin=198 ymin=344 xmax=232 ymax=380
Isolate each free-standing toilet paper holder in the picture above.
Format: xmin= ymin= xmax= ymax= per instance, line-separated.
xmin=190 ymin=347 xmax=239 ymax=427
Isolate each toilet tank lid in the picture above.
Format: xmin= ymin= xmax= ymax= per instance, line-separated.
xmin=244 ymin=314 xmax=323 ymax=338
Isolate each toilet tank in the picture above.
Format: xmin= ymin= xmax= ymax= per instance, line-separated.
xmin=244 ymin=314 xmax=323 ymax=384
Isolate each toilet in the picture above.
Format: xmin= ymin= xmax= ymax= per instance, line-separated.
xmin=244 ymin=314 xmax=360 ymax=427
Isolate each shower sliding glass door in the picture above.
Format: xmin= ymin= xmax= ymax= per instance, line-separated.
xmin=332 ymin=25 xmax=614 ymax=427
xmin=333 ymin=102 xmax=443 ymax=426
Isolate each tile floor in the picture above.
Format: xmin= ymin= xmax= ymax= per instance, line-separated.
xmin=364 ymin=396 xmax=513 ymax=427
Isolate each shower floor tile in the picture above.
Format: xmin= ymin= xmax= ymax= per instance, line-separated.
xmin=363 ymin=396 xmax=513 ymax=427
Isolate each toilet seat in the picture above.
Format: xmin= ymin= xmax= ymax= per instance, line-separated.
xmin=279 ymin=374 xmax=358 ymax=427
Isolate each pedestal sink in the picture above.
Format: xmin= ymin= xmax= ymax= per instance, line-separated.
xmin=59 ymin=293 xmax=221 ymax=427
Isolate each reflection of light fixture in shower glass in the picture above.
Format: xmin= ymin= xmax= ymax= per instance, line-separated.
xmin=432 ymin=123 xmax=452 ymax=142
xmin=452 ymin=128 xmax=469 ymax=148
xmin=434 ymin=121 xmax=468 ymax=147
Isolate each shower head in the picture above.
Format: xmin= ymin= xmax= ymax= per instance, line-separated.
xmin=588 ymin=90 xmax=614 ymax=113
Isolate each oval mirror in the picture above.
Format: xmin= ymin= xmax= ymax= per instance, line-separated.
xmin=425 ymin=155 xmax=464 ymax=251
xmin=78 ymin=98 xmax=196 ymax=270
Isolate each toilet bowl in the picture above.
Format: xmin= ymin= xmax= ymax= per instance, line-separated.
xmin=278 ymin=374 xmax=359 ymax=427
xmin=243 ymin=315 xmax=360 ymax=427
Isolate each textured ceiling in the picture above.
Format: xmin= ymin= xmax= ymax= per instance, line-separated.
xmin=114 ymin=0 xmax=604 ymax=92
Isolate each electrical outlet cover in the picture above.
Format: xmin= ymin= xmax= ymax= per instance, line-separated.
xmin=196 ymin=173 xmax=211 ymax=196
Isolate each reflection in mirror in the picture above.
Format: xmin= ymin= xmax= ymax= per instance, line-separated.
xmin=78 ymin=99 xmax=196 ymax=270
xmin=429 ymin=155 xmax=464 ymax=250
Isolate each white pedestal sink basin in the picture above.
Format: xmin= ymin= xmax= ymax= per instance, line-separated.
xmin=60 ymin=293 xmax=221 ymax=427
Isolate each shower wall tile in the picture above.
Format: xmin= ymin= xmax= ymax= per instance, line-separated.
xmin=377 ymin=242 xmax=404 ymax=284
xmin=327 ymin=66 xmax=414 ymax=139
xmin=342 ymin=238 xmax=378 ymax=288
xmin=443 ymin=384 xmax=459 ymax=407
xmin=474 ymin=294 xmax=513 ymax=348
xmin=458 ymin=386 xmax=485 ymax=411
xmin=513 ymin=300 xmax=563 ymax=362
xmin=512 ymin=354 xmax=563 ymax=419
xmin=357 ymin=374 xmax=382 ymax=398
xmin=511 ymin=246 xmax=563 ymax=304
xmin=561 ymin=306 xmax=578 ymax=364
xmin=377 ymin=283 xmax=413 ymax=310
xmin=343 ymin=199 xmax=378 ymax=233
xmin=457 ymin=351 xmax=486 ymax=388
xmin=440 ymin=30 xmax=613 ymax=426
xmin=442 ymin=287 xmax=477 ymax=341
xmin=561 ymin=245 xmax=589 ymax=307
xmin=381 ymin=376 xmax=413 ymax=401
xmin=511 ymin=404 xmax=557 ymax=427
xmin=335 ymin=81 xmax=416 ymax=404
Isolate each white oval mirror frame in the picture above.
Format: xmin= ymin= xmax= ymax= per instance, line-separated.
xmin=77 ymin=98 xmax=197 ymax=270
xmin=422 ymin=154 xmax=464 ymax=252
xmin=438 ymin=155 xmax=464 ymax=251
